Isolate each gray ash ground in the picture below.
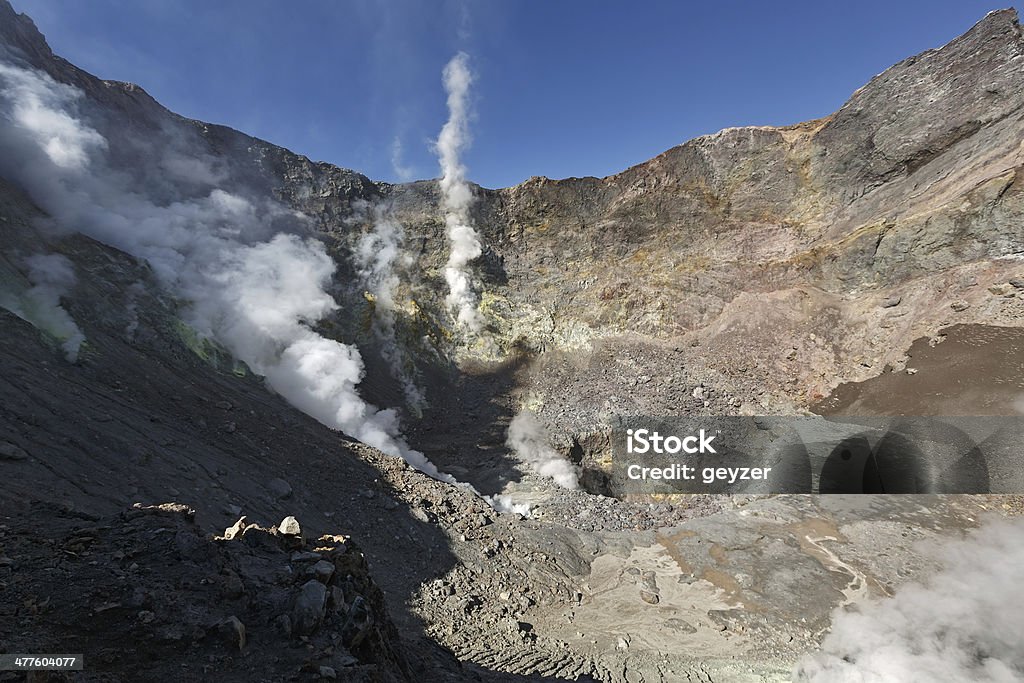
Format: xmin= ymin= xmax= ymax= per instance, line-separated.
xmin=531 ymin=491 xmax=726 ymax=534
xmin=814 ymin=323 xmax=1024 ymax=416
xmin=491 ymin=468 xmax=727 ymax=534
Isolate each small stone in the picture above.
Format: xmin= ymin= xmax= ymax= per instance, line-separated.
xmin=906 ymin=368 xmax=918 ymax=375
xmin=341 ymin=596 xmax=371 ymax=647
xmin=291 ymin=551 xmax=322 ymax=563
xmin=988 ymin=283 xmax=1014 ymax=296
xmin=137 ymin=610 xmax=155 ymax=624
xmin=318 ymin=666 xmax=337 ymax=680
xmin=292 ymin=580 xmax=328 ymax=635
xmin=93 ymin=602 xmax=121 ymax=614
xmin=219 ymin=615 xmax=246 ymax=650
xmin=0 ymin=442 xmax=28 ymax=461
xmin=950 ymin=300 xmax=971 ymax=312
xmin=880 ymin=295 xmax=901 ymax=308
xmin=215 ymin=400 xmax=233 ymax=410
xmin=1009 ymin=278 xmax=1024 ymax=289
xmin=278 ymin=516 xmax=301 ymax=537
xmin=310 ymin=560 xmax=335 ymax=583
xmin=333 ymin=653 xmax=359 ymax=668
xmin=222 ymin=422 xmax=237 ymax=434
xmin=329 ymin=585 xmax=347 ymax=613
xmin=268 ymin=478 xmax=292 ymax=500
xmin=640 ymin=591 xmax=660 ymax=605
xmin=318 ymin=535 xmax=349 ymax=553
xmin=223 ymin=517 xmax=248 ymax=541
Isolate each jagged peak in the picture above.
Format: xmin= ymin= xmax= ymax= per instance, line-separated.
xmin=837 ymin=7 xmax=1020 ymax=111
xmin=0 ymin=0 xmax=54 ymax=66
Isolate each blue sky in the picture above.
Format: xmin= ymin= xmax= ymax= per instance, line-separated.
xmin=10 ymin=0 xmax=1009 ymax=188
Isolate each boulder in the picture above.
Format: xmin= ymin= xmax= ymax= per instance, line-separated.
xmin=292 ymin=580 xmax=327 ymax=635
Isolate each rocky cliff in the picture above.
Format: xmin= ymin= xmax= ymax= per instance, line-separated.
xmin=4 ymin=2 xmax=1020 ymax=418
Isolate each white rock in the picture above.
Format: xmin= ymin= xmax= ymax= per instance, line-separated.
xmin=278 ymin=516 xmax=301 ymax=537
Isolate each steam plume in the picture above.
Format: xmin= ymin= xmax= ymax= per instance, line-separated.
xmin=506 ymin=410 xmax=579 ymax=489
xmin=794 ymin=517 xmax=1024 ymax=682
xmin=390 ymin=136 xmax=414 ymax=182
xmin=354 ymin=202 xmax=425 ymax=410
xmin=0 ymin=57 xmax=450 ymax=481
xmin=0 ymin=253 xmax=85 ymax=361
xmin=488 ymin=494 xmax=532 ymax=517
xmin=436 ymin=52 xmax=484 ymax=334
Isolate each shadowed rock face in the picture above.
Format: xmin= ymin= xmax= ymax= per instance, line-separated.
xmin=0 ymin=504 xmax=411 ymax=682
xmin=1 ymin=2 xmax=1024 ymax=681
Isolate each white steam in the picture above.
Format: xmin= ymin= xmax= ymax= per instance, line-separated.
xmin=436 ymin=52 xmax=484 ymax=334
xmin=390 ymin=136 xmax=414 ymax=182
xmin=122 ymin=281 xmax=145 ymax=342
xmin=487 ymin=494 xmax=532 ymax=517
xmin=0 ymin=57 xmax=451 ymax=481
xmin=354 ymin=202 xmax=425 ymax=410
xmin=0 ymin=253 xmax=86 ymax=361
xmin=0 ymin=62 xmax=105 ymax=171
xmin=506 ymin=410 xmax=579 ymax=489
xmin=794 ymin=517 xmax=1024 ymax=682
